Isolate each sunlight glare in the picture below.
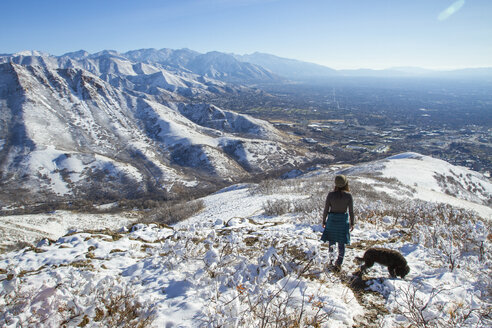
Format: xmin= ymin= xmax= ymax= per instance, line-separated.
xmin=438 ymin=0 xmax=466 ymax=21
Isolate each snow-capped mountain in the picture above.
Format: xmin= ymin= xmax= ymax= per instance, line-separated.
xmin=0 ymin=52 xmax=315 ymax=203
xmin=235 ymin=52 xmax=338 ymax=80
xmin=123 ymin=48 xmax=199 ymax=73
xmin=124 ymin=49 xmax=281 ymax=83
xmin=58 ymin=48 xmax=281 ymax=83
xmin=2 ymin=50 xmax=238 ymax=98
xmin=185 ymin=51 xmax=279 ymax=82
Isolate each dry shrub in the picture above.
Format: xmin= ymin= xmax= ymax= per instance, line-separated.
xmin=0 ymin=275 xmax=155 ymax=327
xmin=263 ymin=199 xmax=292 ymax=216
xmin=2 ymin=241 xmax=33 ymax=254
xmin=241 ymin=282 xmax=334 ymax=328
xmin=140 ymin=199 xmax=204 ymax=225
xmin=393 ymin=283 xmax=490 ymax=328
xmin=253 ymin=175 xmax=329 ymax=221
xmin=252 ymin=176 xmax=328 ymax=197
xmin=90 ymin=281 xmax=155 ymax=328
xmin=207 ymin=277 xmax=334 ymax=328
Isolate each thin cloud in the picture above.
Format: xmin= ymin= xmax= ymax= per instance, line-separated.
xmin=438 ymin=0 xmax=466 ymax=21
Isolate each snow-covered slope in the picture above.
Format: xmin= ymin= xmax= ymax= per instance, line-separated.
xmin=0 ymin=154 xmax=490 ymax=327
xmin=339 ymin=152 xmax=492 ymax=218
xmin=0 ymin=55 xmax=312 ymax=202
xmin=2 ymin=51 xmax=236 ymax=99
xmin=123 ymin=48 xmax=199 ymax=70
xmin=177 ymin=103 xmax=282 ymax=140
xmin=0 ymin=210 xmax=135 ymax=253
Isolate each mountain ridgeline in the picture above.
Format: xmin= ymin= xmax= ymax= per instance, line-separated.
xmin=1 ymin=48 xmax=491 ymax=205
xmin=0 ymin=50 xmax=327 ymax=204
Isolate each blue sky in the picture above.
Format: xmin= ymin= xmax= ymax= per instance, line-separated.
xmin=1 ymin=0 xmax=491 ymax=69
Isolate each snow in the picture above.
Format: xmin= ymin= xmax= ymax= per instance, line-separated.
xmin=381 ymin=154 xmax=492 ymax=219
xmin=111 ymin=58 xmax=138 ymax=76
xmin=13 ymin=50 xmax=50 ymax=57
xmin=2 ymin=56 xmax=315 ymax=199
xmin=24 ymin=146 xmax=146 ymax=195
xmin=144 ymin=100 xmax=219 ymax=148
xmin=0 ymin=210 xmax=136 ymax=252
xmin=0 ymin=183 xmax=363 ymax=326
xmin=1 ymin=161 xmax=490 ymax=327
xmin=28 ymin=146 xmax=72 ymax=195
xmin=340 ymin=153 xmax=492 ymax=220
xmin=93 ymin=153 xmax=144 ymax=182
xmin=406 ymin=186 xmax=490 ymax=219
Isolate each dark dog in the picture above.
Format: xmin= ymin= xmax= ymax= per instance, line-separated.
xmin=355 ymin=247 xmax=410 ymax=278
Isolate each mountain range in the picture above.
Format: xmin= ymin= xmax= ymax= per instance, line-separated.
xmin=0 ymin=50 xmax=325 ymax=204
xmin=235 ymin=52 xmax=492 ymax=80
xmin=0 ymin=48 xmax=491 ymax=328
xmin=1 ymin=47 xmax=491 ymax=204
xmin=5 ymin=49 xmax=492 ymax=84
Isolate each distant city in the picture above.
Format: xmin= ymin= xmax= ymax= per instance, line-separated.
xmin=206 ymin=76 xmax=491 ymax=176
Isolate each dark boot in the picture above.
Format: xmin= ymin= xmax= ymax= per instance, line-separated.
xmin=333 ymin=264 xmax=341 ymax=272
xmin=334 ymin=258 xmax=343 ymax=272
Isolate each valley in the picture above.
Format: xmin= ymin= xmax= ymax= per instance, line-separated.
xmin=207 ymin=78 xmax=492 ymax=174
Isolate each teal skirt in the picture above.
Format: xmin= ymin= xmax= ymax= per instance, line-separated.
xmin=321 ymin=213 xmax=350 ymax=245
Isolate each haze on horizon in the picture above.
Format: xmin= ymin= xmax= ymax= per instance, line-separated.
xmin=1 ymin=0 xmax=491 ymax=70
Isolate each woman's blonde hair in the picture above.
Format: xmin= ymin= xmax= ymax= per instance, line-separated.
xmin=334 ymin=183 xmax=350 ymax=192
xmin=334 ymin=174 xmax=349 ymax=192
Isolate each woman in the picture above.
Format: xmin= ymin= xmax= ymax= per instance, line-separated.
xmin=321 ymin=174 xmax=355 ymax=271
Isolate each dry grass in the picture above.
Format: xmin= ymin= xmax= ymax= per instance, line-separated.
xmin=138 ymin=199 xmax=204 ymax=225
xmin=206 ymin=274 xmax=335 ymax=328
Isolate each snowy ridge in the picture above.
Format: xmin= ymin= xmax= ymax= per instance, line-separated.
xmin=177 ymin=103 xmax=282 ymax=140
xmin=235 ymin=52 xmax=338 ymax=80
xmin=186 ymin=51 xmax=279 ymax=82
xmin=339 ymin=152 xmax=492 ymax=218
xmin=0 ymin=54 xmax=313 ymax=201
xmin=0 ymin=155 xmax=490 ymax=327
xmin=1 ymin=48 xmax=280 ymax=84
xmin=122 ymin=48 xmax=280 ymax=82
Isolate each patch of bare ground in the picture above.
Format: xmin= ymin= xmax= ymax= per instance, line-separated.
xmin=350 ymin=281 xmax=389 ymax=328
